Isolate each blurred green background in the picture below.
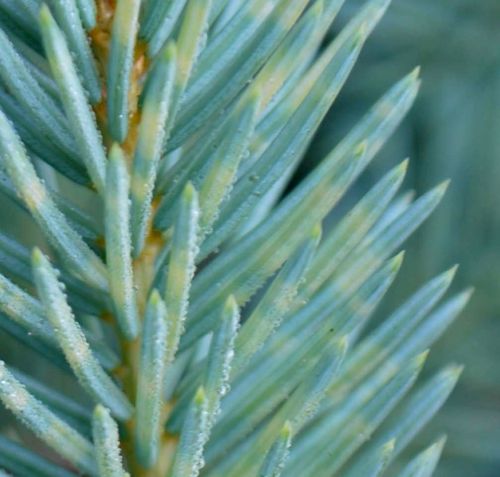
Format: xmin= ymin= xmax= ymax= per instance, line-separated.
xmin=298 ymin=0 xmax=500 ymax=475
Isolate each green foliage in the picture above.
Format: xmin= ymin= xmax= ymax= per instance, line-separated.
xmin=92 ymin=405 xmax=128 ymax=477
xmin=0 ymin=1 xmax=470 ymax=476
xmin=319 ymin=2 xmax=499 ymax=474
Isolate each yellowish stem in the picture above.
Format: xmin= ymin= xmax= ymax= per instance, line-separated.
xmin=90 ymin=3 xmax=178 ymax=475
